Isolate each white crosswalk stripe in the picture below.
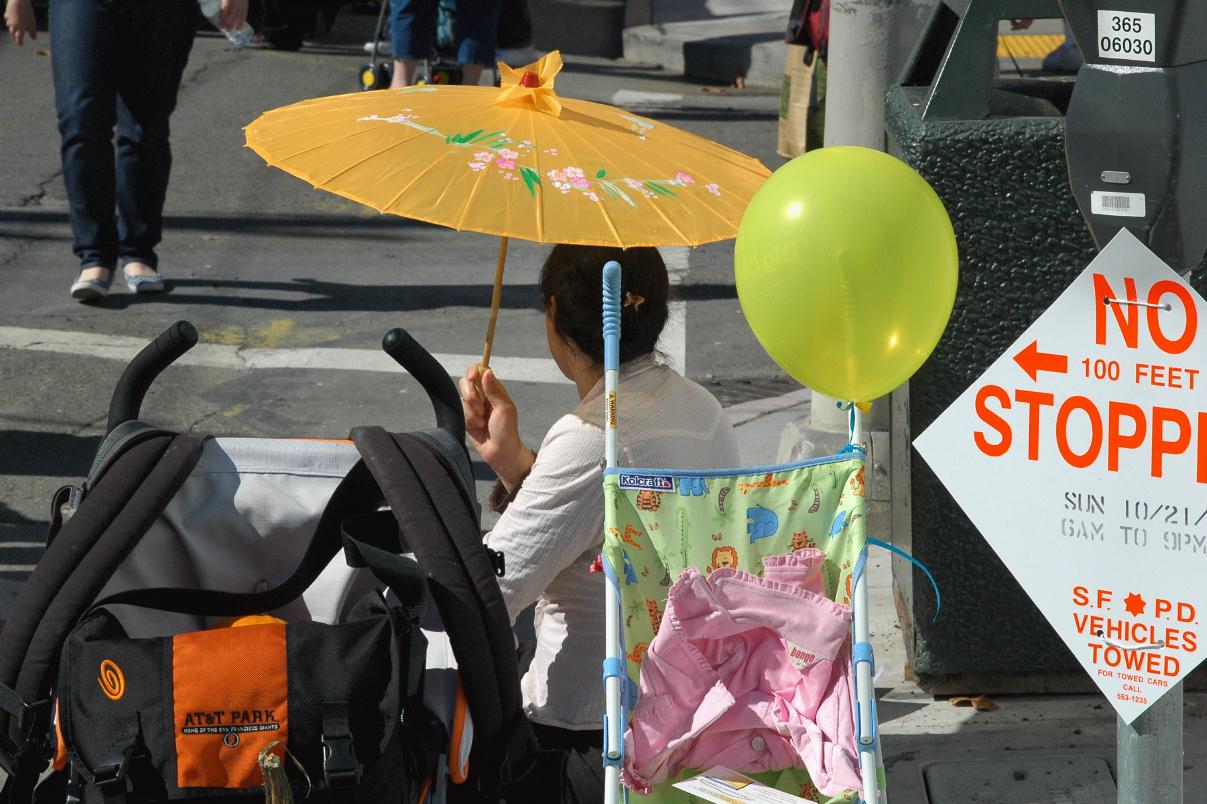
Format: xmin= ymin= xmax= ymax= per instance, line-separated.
xmin=0 ymin=249 xmax=692 ymax=383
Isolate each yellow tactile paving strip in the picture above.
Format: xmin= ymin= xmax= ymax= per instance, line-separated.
xmin=998 ymin=34 xmax=1065 ymax=58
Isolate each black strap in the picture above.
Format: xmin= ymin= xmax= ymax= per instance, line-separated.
xmin=340 ymin=513 xmax=425 ymax=620
xmin=320 ymin=702 xmax=362 ymax=789
xmin=44 ymin=485 xmax=76 ymax=549
xmin=65 ymin=766 xmax=83 ymax=804
xmin=0 ymin=681 xmax=49 ymax=787
xmin=0 ymin=683 xmax=33 ymax=731
xmin=340 ymin=521 xmax=430 ymax=698
xmin=351 ymin=428 xmax=539 ymax=793
xmin=87 ymin=713 xmax=141 ymax=804
xmin=0 ymin=434 xmax=201 ymax=708
xmin=0 ymin=433 xmax=207 ymax=804
xmin=352 ymin=429 xmax=504 ymax=735
xmin=2 ymin=749 xmax=47 ymax=804
xmin=396 ymin=435 xmax=521 ymax=717
xmin=30 ymin=767 xmax=67 ymax=804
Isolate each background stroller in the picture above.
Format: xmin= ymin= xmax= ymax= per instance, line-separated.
xmin=0 ymin=321 xmax=537 ymax=803
xmin=598 ymin=262 xmax=888 ymax=803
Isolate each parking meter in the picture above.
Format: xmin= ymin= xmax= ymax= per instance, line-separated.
xmin=1060 ymin=1 xmax=1207 ymax=278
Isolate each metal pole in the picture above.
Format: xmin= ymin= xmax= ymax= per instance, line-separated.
xmin=1117 ymin=683 xmax=1183 ymax=802
xmin=823 ymin=9 xmax=893 ymax=801
xmin=823 ymin=0 xmax=892 ymax=150
xmin=814 ymin=0 xmax=895 ymax=435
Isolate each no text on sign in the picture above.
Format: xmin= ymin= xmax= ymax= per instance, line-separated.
xmin=915 ymin=230 xmax=1206 ymax=723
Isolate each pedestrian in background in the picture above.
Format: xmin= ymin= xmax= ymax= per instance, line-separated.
xmin=4 ymin=0 xmax=248 ymax=302
xmin=389 ymin=0 xmax=502 ymax=87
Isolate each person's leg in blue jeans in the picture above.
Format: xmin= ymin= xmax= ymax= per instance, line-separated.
xmin=390 ymin=0 xmax=438 ymax=87
xmin=453 ymin=0 xmax=502 ymax=84
xmin=114 ymin=0 xmax=196 ymax=288
xmin=50 ymin=0 xmax=122 ymax=296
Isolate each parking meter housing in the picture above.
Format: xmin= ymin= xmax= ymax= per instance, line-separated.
xmin=1061 ymin=1 xmax=1207 ymax=274
xmin=886 ymin=0 xmax=1100 ymax=687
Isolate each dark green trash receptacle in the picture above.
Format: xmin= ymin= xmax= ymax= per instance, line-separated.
xmin=886 ymin=0 xmax=1099 ymax=688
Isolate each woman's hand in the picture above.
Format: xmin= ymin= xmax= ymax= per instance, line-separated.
xmin=218 ymin=0 xmax=249 ymax=31
xmin=5 ymin=0 xmax=36 ymax=45
xmin=460 ymin=365 xmax=535 ymax=491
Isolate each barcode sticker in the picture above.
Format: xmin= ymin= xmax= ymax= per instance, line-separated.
xmin=1097 ymin=10 xmax=1156 ymax=62
xmin=1091 ymin=191 xmax=1146 ymax=218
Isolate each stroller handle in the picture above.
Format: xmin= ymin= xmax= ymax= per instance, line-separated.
xmin=382 ymin=328 xmax=465 ymax=445
xmin=107 ymin=320 xmax=199 ymax=434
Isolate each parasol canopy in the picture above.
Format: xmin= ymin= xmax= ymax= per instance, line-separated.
xmin=245 ymin=51 xmax=771 ymax=363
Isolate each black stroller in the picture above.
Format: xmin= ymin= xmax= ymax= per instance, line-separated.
xmin=0 ymin=322 xmax=537 ymax=803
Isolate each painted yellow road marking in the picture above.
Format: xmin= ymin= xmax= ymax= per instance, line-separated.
xmin=998 ymin=34 xmax=1065 ymax=59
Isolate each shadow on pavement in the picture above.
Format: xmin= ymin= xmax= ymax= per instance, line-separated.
xmin=84 ymin=278 xmax=738 ymax=312
xmin=0 ymin=431 xmax=100 ymax=478
xmin=0 ymin=501 xmax=41 ymax=527
xmin=1 ymin=209 xmax=431 ymax=241
xmin=650 ymin=109 xmax=778 ymax=123
xmin=561 ymin=59 xmax=715 ymax=87
xmin=95 ymin=278 xmax=546 ymax=312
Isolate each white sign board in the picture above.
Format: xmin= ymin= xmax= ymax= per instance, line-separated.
xmin=915 ymin=230 xmax=1206 ymax=723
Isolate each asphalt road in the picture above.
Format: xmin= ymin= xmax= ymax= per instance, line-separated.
xmin=0 ymin=11 xmax=793 ymax=602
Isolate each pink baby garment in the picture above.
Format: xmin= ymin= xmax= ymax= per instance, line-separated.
xmin=623 ymin=549 xmax=861 ymax=796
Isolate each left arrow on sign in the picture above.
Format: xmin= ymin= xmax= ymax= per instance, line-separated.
xmin=1013 ymin=339 xmax=1069 ymax=382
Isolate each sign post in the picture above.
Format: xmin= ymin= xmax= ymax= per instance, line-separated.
xmin=1118 ymin=688 xmax=1181 ymax=802
xmin=915 ymin=229 xmax=1204 ymax=799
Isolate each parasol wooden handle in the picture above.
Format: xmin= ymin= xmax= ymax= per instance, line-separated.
xmin=481 ymin=236 xmax=509 ymax=369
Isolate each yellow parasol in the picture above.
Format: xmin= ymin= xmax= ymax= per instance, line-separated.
xmin=245 ymin=51 xmax=771 ymax=366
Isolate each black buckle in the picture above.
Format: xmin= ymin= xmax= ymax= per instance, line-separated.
xmin=14 ymin=697 xmax=50 ymax=740
xmin=321 ymin=734 xmax=361 ymax=788
xmin=4 ymin=695 xmax=53 ymax=763
xmin=486 ymin=547 xmax=505 ymax=577
xmin=91 ymin=741 xmax=135 ymax=792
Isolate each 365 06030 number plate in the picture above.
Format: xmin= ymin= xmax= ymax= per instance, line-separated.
xmin=1097 ymin=10 xmax=1156 ymax=63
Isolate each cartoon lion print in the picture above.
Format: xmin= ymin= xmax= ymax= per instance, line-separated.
xmin=706 ymin=546 xmax=739 ymax=573
xmin=634 ymin=490 xmax=662 ymax=512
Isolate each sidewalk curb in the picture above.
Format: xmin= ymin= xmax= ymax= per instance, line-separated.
xmin=725 ymin=387 xmax=809 ymax=428
xmin=622 ymin=13 xmax=788 ymax=89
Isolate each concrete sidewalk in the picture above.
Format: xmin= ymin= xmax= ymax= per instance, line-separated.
xmin=729 ymin=394 xmax=1207 ymax=802
xmin=622 ymin=6 xmax=1077 ymax=92
xmin=622 ymin=0 xmax=787 ymax=89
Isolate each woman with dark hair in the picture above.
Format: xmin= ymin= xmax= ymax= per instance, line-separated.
xmin=460 ymin=244 xmax=738 ymax=800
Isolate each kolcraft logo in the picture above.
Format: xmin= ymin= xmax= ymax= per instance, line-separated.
xmin=618 ymin=474 xmax=676 ymax=492
xmin=98 ymin=659 xmax=125 ymax=701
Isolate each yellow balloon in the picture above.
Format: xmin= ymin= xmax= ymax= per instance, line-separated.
xmin=735 ymin=146 xmax=958 ymax=403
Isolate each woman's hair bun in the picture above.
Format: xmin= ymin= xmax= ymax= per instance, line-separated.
xmin=539 ymin=245 xmax=669 ymax=366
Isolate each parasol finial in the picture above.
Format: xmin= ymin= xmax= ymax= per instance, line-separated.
xmin=494 ymin=51 xmax=564 ymax=116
